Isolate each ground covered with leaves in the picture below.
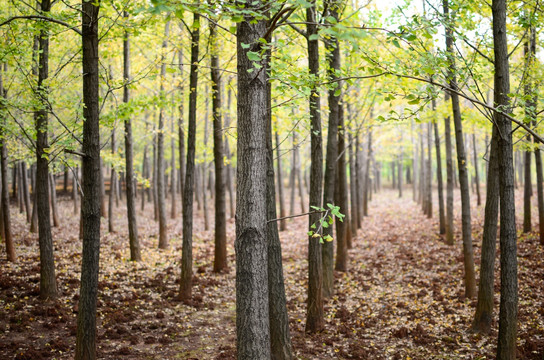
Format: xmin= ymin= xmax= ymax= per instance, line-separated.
xmin=0 ymin=188 xmax=543 ymax=359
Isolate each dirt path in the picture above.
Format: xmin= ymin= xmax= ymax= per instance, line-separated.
xmin=0 ymin=189 xmax=542 ymax=359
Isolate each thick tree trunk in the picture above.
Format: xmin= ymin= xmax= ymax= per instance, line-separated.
xmin=493 ymin=0 xmax=518 ymax=357
xmin=472 ymin=126 xmax=499 ymax=334
xmin=179 ymin=13 xmax=200 ymax=301
xmin=235 ymin=7 xmax=271 ymax=358
xmin=122 ymin=15 xmax=141 ymax=261
xmin=210 ymin=24 xmax=227 ymax=273
xmin=305 ymin=0 xmax=324 ymax=333
xmin=75 ymin=1 xmax=102 ymax=358
xmin=157 ymin=20 xmax=170 ymax=249
xmin=444 ymin=0 xmax=476 ymax=299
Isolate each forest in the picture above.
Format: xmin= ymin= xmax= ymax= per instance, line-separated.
xmin=0 ymin=0 xmax=543 ymax=359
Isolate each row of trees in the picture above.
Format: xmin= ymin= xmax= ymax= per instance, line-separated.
xmin=1 ymin=0 xmax=542 ymax=358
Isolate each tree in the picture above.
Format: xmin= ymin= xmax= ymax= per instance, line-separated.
xmin=210 ymin=22 xmax=227 ymax=273
xmin=122 ymin=9 xmax=141 ymax=262
xmin=492 ymin=0 xmax=518 ymax=357
xmin=304 ymin=0 xmax=324 ymax=333
xmin=235 ymin=2 xmax=270 ymax=357
xmin=75 ymin=0 xmax=102 ymax=358
xmin=443 ymin=0 xmax=476 ymax=299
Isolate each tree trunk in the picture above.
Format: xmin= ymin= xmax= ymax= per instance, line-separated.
xmin=322 ymin=2 xmax=341 ymax=299
xmin=398 ymin=151 xmax=403 ymax=199
xmin=426 ymin=123 xmax=432 ymax=218
xmin=179 ymin=13 xmax=200 ymax=301
xmin=235 ymin=7 xmax=271 ymax=357
xmin=364 ymin=131 xmax=372 ymax=213
xmin=0 ymin=67 xmax=15 ymax=262
xmin=225 ymin=86 xmax=235 ymax=219
xmin=123 ymin=13 xmax=141 ymax=261
xmin=289 ymin=132 xmax=297 ymax=215
xmin=202 ymin=98 xmax=210 ymax=231
xmin=157 ymin=20 xmax=170 ymax=249
xmin=473 ymin=132 xmax=482 ymax=206
xmin=210 ymin=23 xmax=227 ymax=273
xmin=444 ymin=0 xmax=476 ymax=299
xmin=444 ymin=94 xmax=454 ymax=245
xmin=335 ymin=102 xmax=348 ymax=272
xmin=305 ymin=0 xmax=324 ymax=333
xmin=472 ymin=125 xmax=500 ymax=334
xmin=75 ymin=1 xmax=102 ymax=358
xmin=535 ymin=144 xmax=544 ymax=245
xmin=493 ymin=0 xmax=518 ymax=357
xmin=170 ymin=108 xmax=176 ymax=219
xmin=21 ymin=162 xmax=31 ymax=223
xmin=108 ymin=130 xmax=116 ymax=233
xmin=275 ymin=133 xmax=287 ymax=231
xmin=178 ymin=48 xmax=186 ymax=212
xmin=348 ymin=133 xmax=358 ymax=241
xmin=433 ymin=104 xmax=446 ymax=234
xmin=49 ymin=174 xmax=59 ymax=227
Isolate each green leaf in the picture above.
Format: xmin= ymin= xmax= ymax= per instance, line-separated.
xmin=247 ymin=51 xmax=261 ymax=62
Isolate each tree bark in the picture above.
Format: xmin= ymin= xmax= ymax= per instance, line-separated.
xmin=123 ymin=13 xmax=141 ymax=261
xmin=472 ymin=125 xmax=499 ymax=334
xmin=444 ymin=94 xmax=454 ymax=245
xmin=210 ymin=23 xmax=227 ymax=273
xmin=348 ymin=133 xmax=357 ymax=241
xmin=21 ymin=162 xmax=31 ymax=223
xmin=433 ymin=100 xmax=446 ymax=234
xmin=179 ymin=13 xmax=200 ymax=301
xmin=335 ymin=102 xmax=348 ymax=272
xmin=108 ymin=130 xmax=116 ymax=233
xmin=473 ymin=132 xmax=482 ymax=206
xmin=444 ymin=0 xmax=476 ymax=299
xmin=426 ymin=123 xmax=432 ymax=218
xmin=49 ymin=173 xmax=59 ymax=227
xmin=289 ymin=132 xmax=297 ymax=215
xmin=493 ymin=0 xmax=518 ymax=357
xmin=275 ymin=133 xmax=287 ymax=231
xmin=305 ymin=0 xmax=324 ymax=333
xmin=75 ymin=0 xmax=102 ymax=358
xmin=157 ymin=20 xmax=170 ymax=249
xmin=235 ymin=6 xmax=271 ymax=357
xmin=177 ymin=48 xmax=186 ymax=211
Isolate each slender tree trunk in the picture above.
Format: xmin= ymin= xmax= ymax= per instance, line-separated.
xmin=21 ymin=162 xmax=30 ymax=222
xmin=356 ymin=136 xmax=363 ymax=226
xmin=157 ymin=20 xmax=170 ymax=249
xmin=289 ymin=132 xmax=297 ymax=215
xmin=235 ymin=7 xmax=271 ymax=357
xmin=224 ymin=86 xmax=235 ymax=219
xmin=444 ymin=94 xmax=454 ymax=245
xmin=178 ymin=48 xmax=186 ymax=212
xmin=0 ymin=67 xmax=14 ymax=262
xmin=210 ymin=23 xmax=227 ymax=272
xmin=170 ymin=109 xmax=176 ymax=219
xmin=426 ymin=123 xmax=432 ymax=218
xmin=348 ymin=133 xmax=357 ymax=240
xmin=321 ymin=2 xmax=341 ymax=299
xmin=202 ymin=98 xmax=210 ymax=231
xmin=398 ymin=151 xmax=403 ymax=199
xmin=444 ymin=0 xmax=476 ymax=299
xmin=472 ymin=126 xmax=500 ymax=334
xmin=122 ymin=13 xmax=140 ymax=261
xmin=473 ymin=132 xmax=482 ymax=206
xmin=433 ymin=103 xmax=446 ymax=234
xmin=108 ymin=129 xmax=116 ymax=233
xmin=364 ymin=131 xmax=372 ymax=213
xmin=75 ymin=1 xmax=102 ymax=358
xmin=275 ymin=133 xmax=287 ymax=231
xmin=305 ymin=0 xmax=324 ymax=333
xmin=335 ymin=103 xmax=348 ymax=272
xmin=49 ymin=174 xmax=59 ymax=227
xmin=179 ymin=13 xmax=200 ymax=301
xmin=297 ymin=153 xmax=306 ymax=214
xmin=536 ymin=144 xmax=544 ymax=245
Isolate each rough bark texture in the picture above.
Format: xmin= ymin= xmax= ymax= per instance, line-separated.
xmin=472 ymin=126 xmax=499 ymax=334
xmin=493 ymin=0 xmax=518 ymax=357
xmin=210 ymin=24 xmax=227 ymax=273
xmin=444 ymin=0 xmax=476 ymax=299
xmin=322 ymin=2 xmax=341 ymax=298
xmin=75 ymin=1 xmax=102 ymax=358
xmin=34 ymin=0 xmax=56 ymax=297
xmin=235 ymin=6 xmax=271 ymax=358
xmin=123 ymin=16 xmax=141 ymax=261
xmin=265 ymin=47 xmax=292 ymax=359
xmin=157 ymin=20 xmax=170 ymax=250
xmin=305 ymin=0 xmax=324 ymax=333
xmin=179 ymin=13 xmax=200 ymax=301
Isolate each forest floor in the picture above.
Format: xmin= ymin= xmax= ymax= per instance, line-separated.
xmin=0 ymin=187 xmax=543 ymax=359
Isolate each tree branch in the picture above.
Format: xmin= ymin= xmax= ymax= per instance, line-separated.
xmin=0 ymin=15 xmax=82 ymax=36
